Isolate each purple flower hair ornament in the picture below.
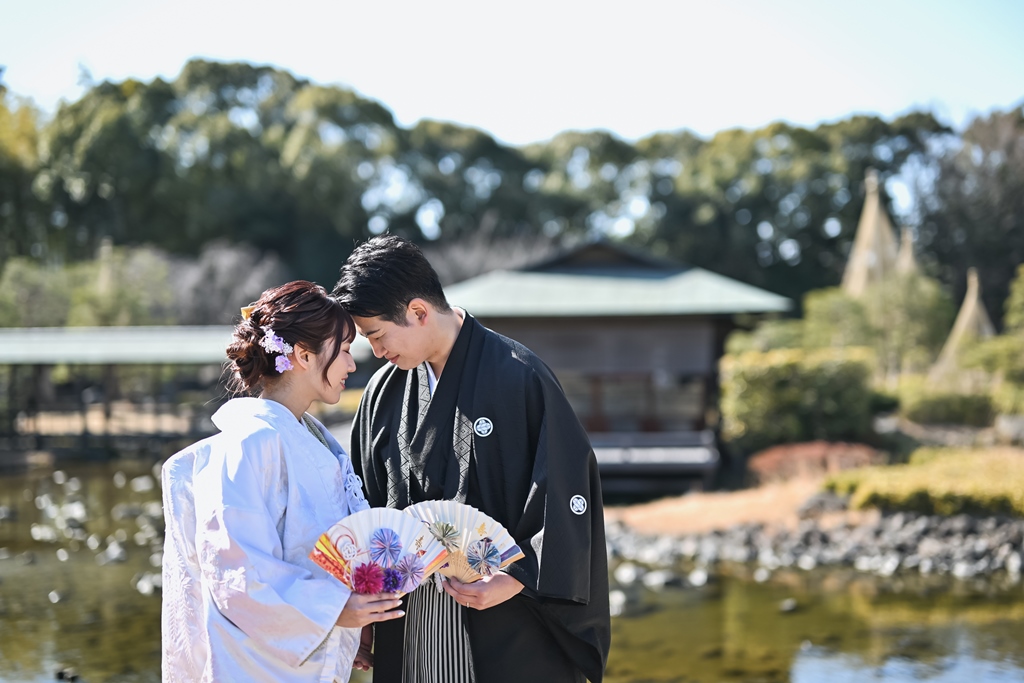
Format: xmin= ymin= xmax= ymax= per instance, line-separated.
xmin=259 ymin=326 xmax=294 ymax=373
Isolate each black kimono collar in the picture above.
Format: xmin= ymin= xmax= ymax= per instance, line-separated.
xmin=400 ymin=313 xmax=477 ymax=503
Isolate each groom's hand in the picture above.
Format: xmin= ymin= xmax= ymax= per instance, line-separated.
xmin=442 ymin=573 xmax=523 ymax=610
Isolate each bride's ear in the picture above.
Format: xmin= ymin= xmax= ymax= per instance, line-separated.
xmin=292 ymin=343 xmax=314 ymax=370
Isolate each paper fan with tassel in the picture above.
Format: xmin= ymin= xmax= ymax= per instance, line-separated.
xmin=310 ymin=507 xmax=449 ymax=595
xmin=404 ymin=500 xmax=525 ymax=583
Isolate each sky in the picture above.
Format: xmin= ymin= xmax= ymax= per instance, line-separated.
xmin=2 ymin=0 xmax=1023 ymax=146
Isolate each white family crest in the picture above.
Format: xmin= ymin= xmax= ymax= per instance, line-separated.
xmin=570 ymin=495 xmax=587 ymax=515
xmin=473 ymin=417 xmax=494 ymax=437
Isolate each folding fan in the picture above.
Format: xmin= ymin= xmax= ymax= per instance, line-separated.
xmin=310 ymin=507 xmax=449 ymax=595
xmin=404 ymin=500 xmax=525 ymax=583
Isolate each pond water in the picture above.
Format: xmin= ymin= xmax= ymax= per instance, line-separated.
xmin=2 ymin=461 xmax=1023 ymax=683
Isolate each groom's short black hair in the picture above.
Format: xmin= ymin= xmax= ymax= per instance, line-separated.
xmin=332 ymin=234 xmax=451 ymax=325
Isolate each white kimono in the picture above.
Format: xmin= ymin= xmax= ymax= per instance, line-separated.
xmin=161 ymin=397 xmax=369 ymax=683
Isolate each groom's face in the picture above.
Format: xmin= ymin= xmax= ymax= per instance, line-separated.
xmin=351 ymin=308 xmax=429 ymax=371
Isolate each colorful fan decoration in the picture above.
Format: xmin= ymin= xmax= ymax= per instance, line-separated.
xmin=404 ymin=500 xmax=525 ymax=583
xmin=310 ymin=507 xmax=449 ymax=595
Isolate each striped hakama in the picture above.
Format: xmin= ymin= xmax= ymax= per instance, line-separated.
xmin=402 ymin=578 xmax=475 ymax=683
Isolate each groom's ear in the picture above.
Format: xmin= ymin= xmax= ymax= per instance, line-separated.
xmin=407 ymin=298 xmax=429 ymax=326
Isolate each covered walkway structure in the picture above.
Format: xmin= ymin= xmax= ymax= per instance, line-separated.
xmin=0 ymin=326 xmax=371 ymax=464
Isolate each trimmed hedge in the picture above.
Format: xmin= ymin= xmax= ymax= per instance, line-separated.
xmin=901 ymin=391 xmax=995 ymax=427
xmin=994 ymin=382 xmax=1024 ymax=416
xmin=720 ymin=347 xmax=875 ymax=454
xmin=826 ymin=447 xmax=1024 ymax=517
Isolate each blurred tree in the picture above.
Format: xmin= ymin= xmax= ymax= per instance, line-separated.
xmin=421 ymin=228 xmax=562 ymax=285
xmin=10 ymin=58 xmax=1024 ymax=329
xmin=66 ymin=240 xmax=175 ymax=326
xmin=0 ymin=240 xmax=283 ymax=327
xmin=917 ymin=106 xmax=1024 ymax=328
xmin=1002 ymin=264 xmax=1024 ymax=334
xmin=802 ymin=288 xmax=873 ymax=349
xmin=961 ymin=265 xmax=1024 ymax=395
xmin=627 ymin=114 xmax=950 ymax=304
xmin=737 ymin=273 xmax=952 ymax=379
xmin=0 ymin=90 xmax=43 ymax=267
xmin=724 ymin=318 xmax=804 ymax=354
xmin=168 ymin=240 xmax=289 ymax=324
xmin=32 ymin=60 xmax=376 ymax=284
xmin=400 ymin=121 xmax=588 ymax=245
xmin=0 ymin=257 xmax=75 ymax=326
xmin=862 ymin=272 xmax=955 ymax=377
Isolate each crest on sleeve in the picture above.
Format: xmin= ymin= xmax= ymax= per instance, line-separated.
xmin=570 ymin=495 xmax=587 ymax=515
xmin=473 ymin=417 xmax=494 ymax=437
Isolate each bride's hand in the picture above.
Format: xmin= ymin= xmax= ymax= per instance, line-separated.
xmin=352 ymin=625 xmax=374 ymax=671
xmin=337 ymin=593 xmax=404 ymax=628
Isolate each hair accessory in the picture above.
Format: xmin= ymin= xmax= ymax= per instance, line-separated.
xmin=240 ymin=305 xmax=256 ymax=321
xmin=259 ymin=326 xmax=294 ymax=373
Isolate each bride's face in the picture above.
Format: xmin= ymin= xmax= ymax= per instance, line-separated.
xmin=310 ymin=337 xmax=356 ymax=405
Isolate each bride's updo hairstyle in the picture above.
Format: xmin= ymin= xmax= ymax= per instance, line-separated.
xmin=226 ymin=280 xmax=356 ymax=395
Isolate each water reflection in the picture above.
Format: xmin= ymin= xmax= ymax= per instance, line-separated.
xmin=2 ymin=462 xmax=1024 ymax=682
xmin=606 ymin=566 xmax=1024 ymax=682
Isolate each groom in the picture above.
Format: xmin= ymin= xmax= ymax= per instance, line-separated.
xmin=334 ymin=235 xmax=610 ymax=683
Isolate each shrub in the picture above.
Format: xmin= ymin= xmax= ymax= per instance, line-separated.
xmin=725 ymin=319 xmax=804 ymax=354
xmin=869 ymin=389 xmax=900 ymax=414
xmin=720 ymin=347 xmax=875 ymax=454
xmin=825 ymin=447 xmax=1024 ymax=517
xmin=901 ymin=392 xmax=994 ymax=427
xmin=994 ymin=382 xmax=1024 ymax=416
xmin=747 ymin=441 xmax=886 ymax=483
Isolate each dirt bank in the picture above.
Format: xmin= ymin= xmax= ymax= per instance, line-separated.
xmin=606 ymin=476 xmax=878 ymax=536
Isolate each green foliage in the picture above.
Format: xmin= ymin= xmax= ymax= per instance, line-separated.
xmin=802 ymin=288 xmax=873 ymax=348
xmin=0 ymin=258 xmax=75 ymax=326
xmin=1005 ymin=264 xmax=1024 ymax=334
xmin=869 ymin=389 xmax=900 ymax=414
xmin=862 ymin=272 xmax=955 ymax=375
xmin=0 ymin=245 xmax=175 ymax=327
xmin=994 ymin=382 xmax=1024 ymax=416
xmin=725 ymin=319 xmax=804 ymax=354
xmin=735 ymin=274 xmax=952 ymax=378
xmin=918 ymin=106 xmax=1024 ymax=329
xmin=0 ymin=93 xmax=43 ymax=266
xmin=0 ymin=59 xmax=966 ymax=299
xmin=66 ymin=245 xmax=174 ymax=326
xmin=720 ymin=347 xmax=875 ymax=453
xmin=626 ymin=116 xmax=949 ymax=303
xmin=961 ymin=335 xmax=1024 ymax=384
xmin=952 ymin=265 xmax=1024 ymax=416
xmin=901 ymin=390 xmax=994 ymax=427
xmin=3 ymin=60 xmax=1022 ymax=329
xmin=826 ymin=447 xmax=1024 ymax=516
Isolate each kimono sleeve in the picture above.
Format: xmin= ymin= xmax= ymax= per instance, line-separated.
xmin=501 ymin=365 xmax=612 ymax=683
xmin=193 ymin=431 xmax=352 ymax=668
xmin=499 ymin=367 xmax=604 ymax=601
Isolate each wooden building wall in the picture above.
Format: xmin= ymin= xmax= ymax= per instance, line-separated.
xmin=476 ymin=316 xmax=722 ymax=433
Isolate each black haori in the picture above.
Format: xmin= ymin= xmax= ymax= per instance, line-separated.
xmin=352 ymin=313 xmax=610 ymax=683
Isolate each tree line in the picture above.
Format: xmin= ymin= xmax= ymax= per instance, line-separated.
xmin=1 ymin=59 xmax=1021 ymax=326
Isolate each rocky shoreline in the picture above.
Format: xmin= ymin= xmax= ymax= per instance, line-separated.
xmin=607 ymin=506 xmax=1024 ymax=595
xmin=8 ymin=468 xmax=1024 ymax=606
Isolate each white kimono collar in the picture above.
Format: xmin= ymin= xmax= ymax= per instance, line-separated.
xmin=212 ymin=397 xmax=306 ymax=437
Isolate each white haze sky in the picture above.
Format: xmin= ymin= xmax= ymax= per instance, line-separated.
xmin=3 ymin=0 xmax=1023 ymax=146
